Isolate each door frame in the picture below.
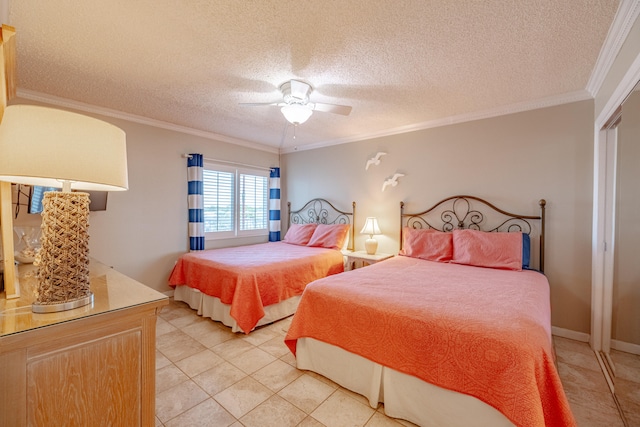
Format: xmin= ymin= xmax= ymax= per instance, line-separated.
xmin=591 ymin=53 xmax=640 ymax=353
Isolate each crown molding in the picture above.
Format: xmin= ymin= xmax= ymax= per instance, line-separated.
xmin=595 ymin=49 xmax=640 ymax=126
xmin=586 ymin=0 xmax=640 ymax=96
xmin=15 ymin=89 xmax=280 ymax=155
xmin=17 ymin=88 xmax=592 ymax=157
xmin=281 ymin=90 xmax=593 ymax=154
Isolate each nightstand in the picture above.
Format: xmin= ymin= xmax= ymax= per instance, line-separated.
xmin=345 ymin=251 xmax=394 ymax=271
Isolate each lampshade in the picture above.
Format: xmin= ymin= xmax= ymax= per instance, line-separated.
xmin=360 ymin=217 xmax=381 ymax=236
xmin=281 ymin=104 xmax=313 ymax=125
xmin=0 ymin=104 xmax=128 ymax=313
xmin=0 ymin=105 xmax=128 ymax=191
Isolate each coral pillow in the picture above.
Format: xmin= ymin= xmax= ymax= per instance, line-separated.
xmin=282 ymin=223 xmax=318 ymax=246
xmin=399 ymin=228 xmax=453 ymax=262
xmin=307 ymin=223 xmax=350 ymax=250
xmin=452 ymin=229 xmax=523 ymax=271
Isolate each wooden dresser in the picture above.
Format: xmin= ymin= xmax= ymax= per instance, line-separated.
xmin=0 ymin=260 xmax=168 ymax=426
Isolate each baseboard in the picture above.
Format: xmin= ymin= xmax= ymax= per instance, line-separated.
xmin=162 ymin=289 xmax=175 ymax=298
xmin=611 ymin=339 xmax=640 ymax=355
xmin=551 ymin=326 xmax=590 ymax=343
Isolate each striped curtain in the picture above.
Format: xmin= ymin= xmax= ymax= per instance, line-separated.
xmin=269 ymin=167 xmax=281 ymax=242
xmin=187 ymin=154 xmax=205 ymax=251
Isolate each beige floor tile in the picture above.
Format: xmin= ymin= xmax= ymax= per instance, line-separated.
xmin=239 ymin=325 xmax=279 ymax=346
xmin=211 ymin=336 xmax=255 ymax=360
xmin=297 ymin=415 xmax=327 ymax=427
xmin=194 ymin=325 xmax=237 ymax=348
xmin=305 ymin=370 xmax=340 ymax=389
xmin=159 ymin=301 xmax=195 ymax=322
xmin=280 ymin=350 xmax=298 ymax=367
xmin=229 ymin=346 xmax=277 ymax=375
xmin=563 ymin=379 xmax=622 ymax=422
xmin=610 ymin=349 xmax=640 ymax=383
xmin=155 ymin=416 xmax=163 ymax=426
xmin=557 ymin=361 xmax=611 ymax=394
xmin=310 ymin=389 xmax=376 ymax=427
xmin=278 ymin=374 xmax=338 ymax=414
xmin=616 ymin=377 xmax=640 ymax=425
xmin=365 ymin=411 xmax=406 ymax=426
xmin=260 ymin=334 xmax=292 ymax=358
xmin=156 ymin=317 xmax=178 ymax=337
xmin=554 ymin=336 xmax=602 ymax=373
xmin=262 ymin=316 xmax=293 ymax=336
xmin=622 ymin=405 xmax=640 ymax=427
xmin=214 ymin=376 xmax=274 ymax=419
xmin=156 ymin=349 xmax=172 ymax=370
xmin=609 ymin=349 xmax=640 ymax=424
xmin=182 ymin=317 xmax=228 ymax=339
xmin=240 ymin=394 xmax=307 ymax=427
xmin=175 ymin=349 xmax=224 ymax=378
xmin=156 ymin=329 xmax=207 ymax=363
xmin=569 ymin=400 xmax=626 ymax=427
xmin=192 ymin=361 xmax=247 ymax=396
xmin=156 ymin=364 xmax=190 ymax=394
xmin=340 ymin=385 xmax=378 ymax=408
xmin=393 ymin=415 xmax=420 ymax=427
xmin=164 ymin=398 xmax=236 ymax=427
xmin=252 ymin=358 xmax=304 ymax=392
xmin=169 ymin=311 xmax=206 ymax=329
xmin=155 ymin=380 xmax=209 ymax=423
xmin=615 ymin=376 xmax=640 ymax=402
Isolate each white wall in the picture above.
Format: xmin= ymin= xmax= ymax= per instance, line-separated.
xmin=282 ymin=100 xmax=594 ymax=334
xmin=11 ymin=99 xmax=279 ymax=294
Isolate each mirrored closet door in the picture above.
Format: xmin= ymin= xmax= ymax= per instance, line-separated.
xmin=603 ymin=80 xmax=640 ymax=426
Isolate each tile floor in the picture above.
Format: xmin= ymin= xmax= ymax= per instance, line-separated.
xmin=610 ymin=349 xmax=640 ymax=426
xmin=155 ymin=299 xmax=627 ymax=426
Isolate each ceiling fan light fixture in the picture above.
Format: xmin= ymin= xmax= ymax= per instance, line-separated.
xmin=281 ymin=104 xmax=313 ymax=125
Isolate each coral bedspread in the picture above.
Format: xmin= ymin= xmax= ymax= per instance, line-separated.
xmin=168 ymin=242 xmax=344 ymax=333
xmin=285 ymin=256 xmax=575 ymax=427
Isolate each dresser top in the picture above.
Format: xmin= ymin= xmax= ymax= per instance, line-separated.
xmin=1 ymin=260 xmax=168 ymax=337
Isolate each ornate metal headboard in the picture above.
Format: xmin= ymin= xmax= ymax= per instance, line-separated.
xmin=287 ymin=198 xmax=356 ymax=251
xmin=400 ymin=195 xmax=546 ymax=271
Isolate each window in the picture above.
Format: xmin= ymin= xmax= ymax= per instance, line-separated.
xmin=203 ymin=163 xmax=269 ymax=239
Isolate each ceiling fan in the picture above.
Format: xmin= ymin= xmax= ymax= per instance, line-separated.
xmin=240 ymin=79 xmax=352 ymax=125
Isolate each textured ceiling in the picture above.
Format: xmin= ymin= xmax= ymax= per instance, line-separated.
xmin=4 ymin=0 xmax=620 ymax=153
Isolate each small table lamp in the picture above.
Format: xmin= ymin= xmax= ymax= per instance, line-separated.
xmin=0 ymin=105 xmax=128 ymax=313
xmin=360 ymin=217 xmax=381 ymax=255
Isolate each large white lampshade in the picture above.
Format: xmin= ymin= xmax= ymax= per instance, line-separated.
xmin=281 ymin=104 xmax=313 ymax=125
xmin=360 ymin=217 xmax=381 ymax=255
xmin=0 ymin=105 xmax=128 ymax=191
xmin=0 ymin=105 xmax=128 ymax=313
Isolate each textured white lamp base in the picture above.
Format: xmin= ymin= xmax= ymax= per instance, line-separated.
xmin=364 ymin=238 xmax=378 ymax=255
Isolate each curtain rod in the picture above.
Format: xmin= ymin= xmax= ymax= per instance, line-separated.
xmin=182 ymin=153 xmax=276 ymax=172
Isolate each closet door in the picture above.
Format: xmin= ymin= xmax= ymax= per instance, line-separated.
xmin=609 ymin=82 xmax=640 ymax=425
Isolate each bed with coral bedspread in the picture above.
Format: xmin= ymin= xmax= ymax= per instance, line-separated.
xmin=285 ymin=196 xmax=576 ymax=427
xmin=169 ymin=198 xmax=354 ymax=333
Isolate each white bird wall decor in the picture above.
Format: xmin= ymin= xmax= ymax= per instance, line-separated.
xmin=382 ymin=173 xmax=405 ymax=192
xmin=365 ymin=152 xmax=387 ymax=170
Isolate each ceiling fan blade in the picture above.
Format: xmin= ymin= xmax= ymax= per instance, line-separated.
xmin=312 ymin=102 xmax=352 ymax=116
xmin=238 ymin=102 xmax=281 ymax=107
xmin=289 ymin=79 xmax=311 ymax=100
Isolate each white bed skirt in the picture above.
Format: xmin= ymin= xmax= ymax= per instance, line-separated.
xmin=295 ymin=338 xmax=515 ymax=427
xmin=173 ymin=285 xmax=301 ymax=333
